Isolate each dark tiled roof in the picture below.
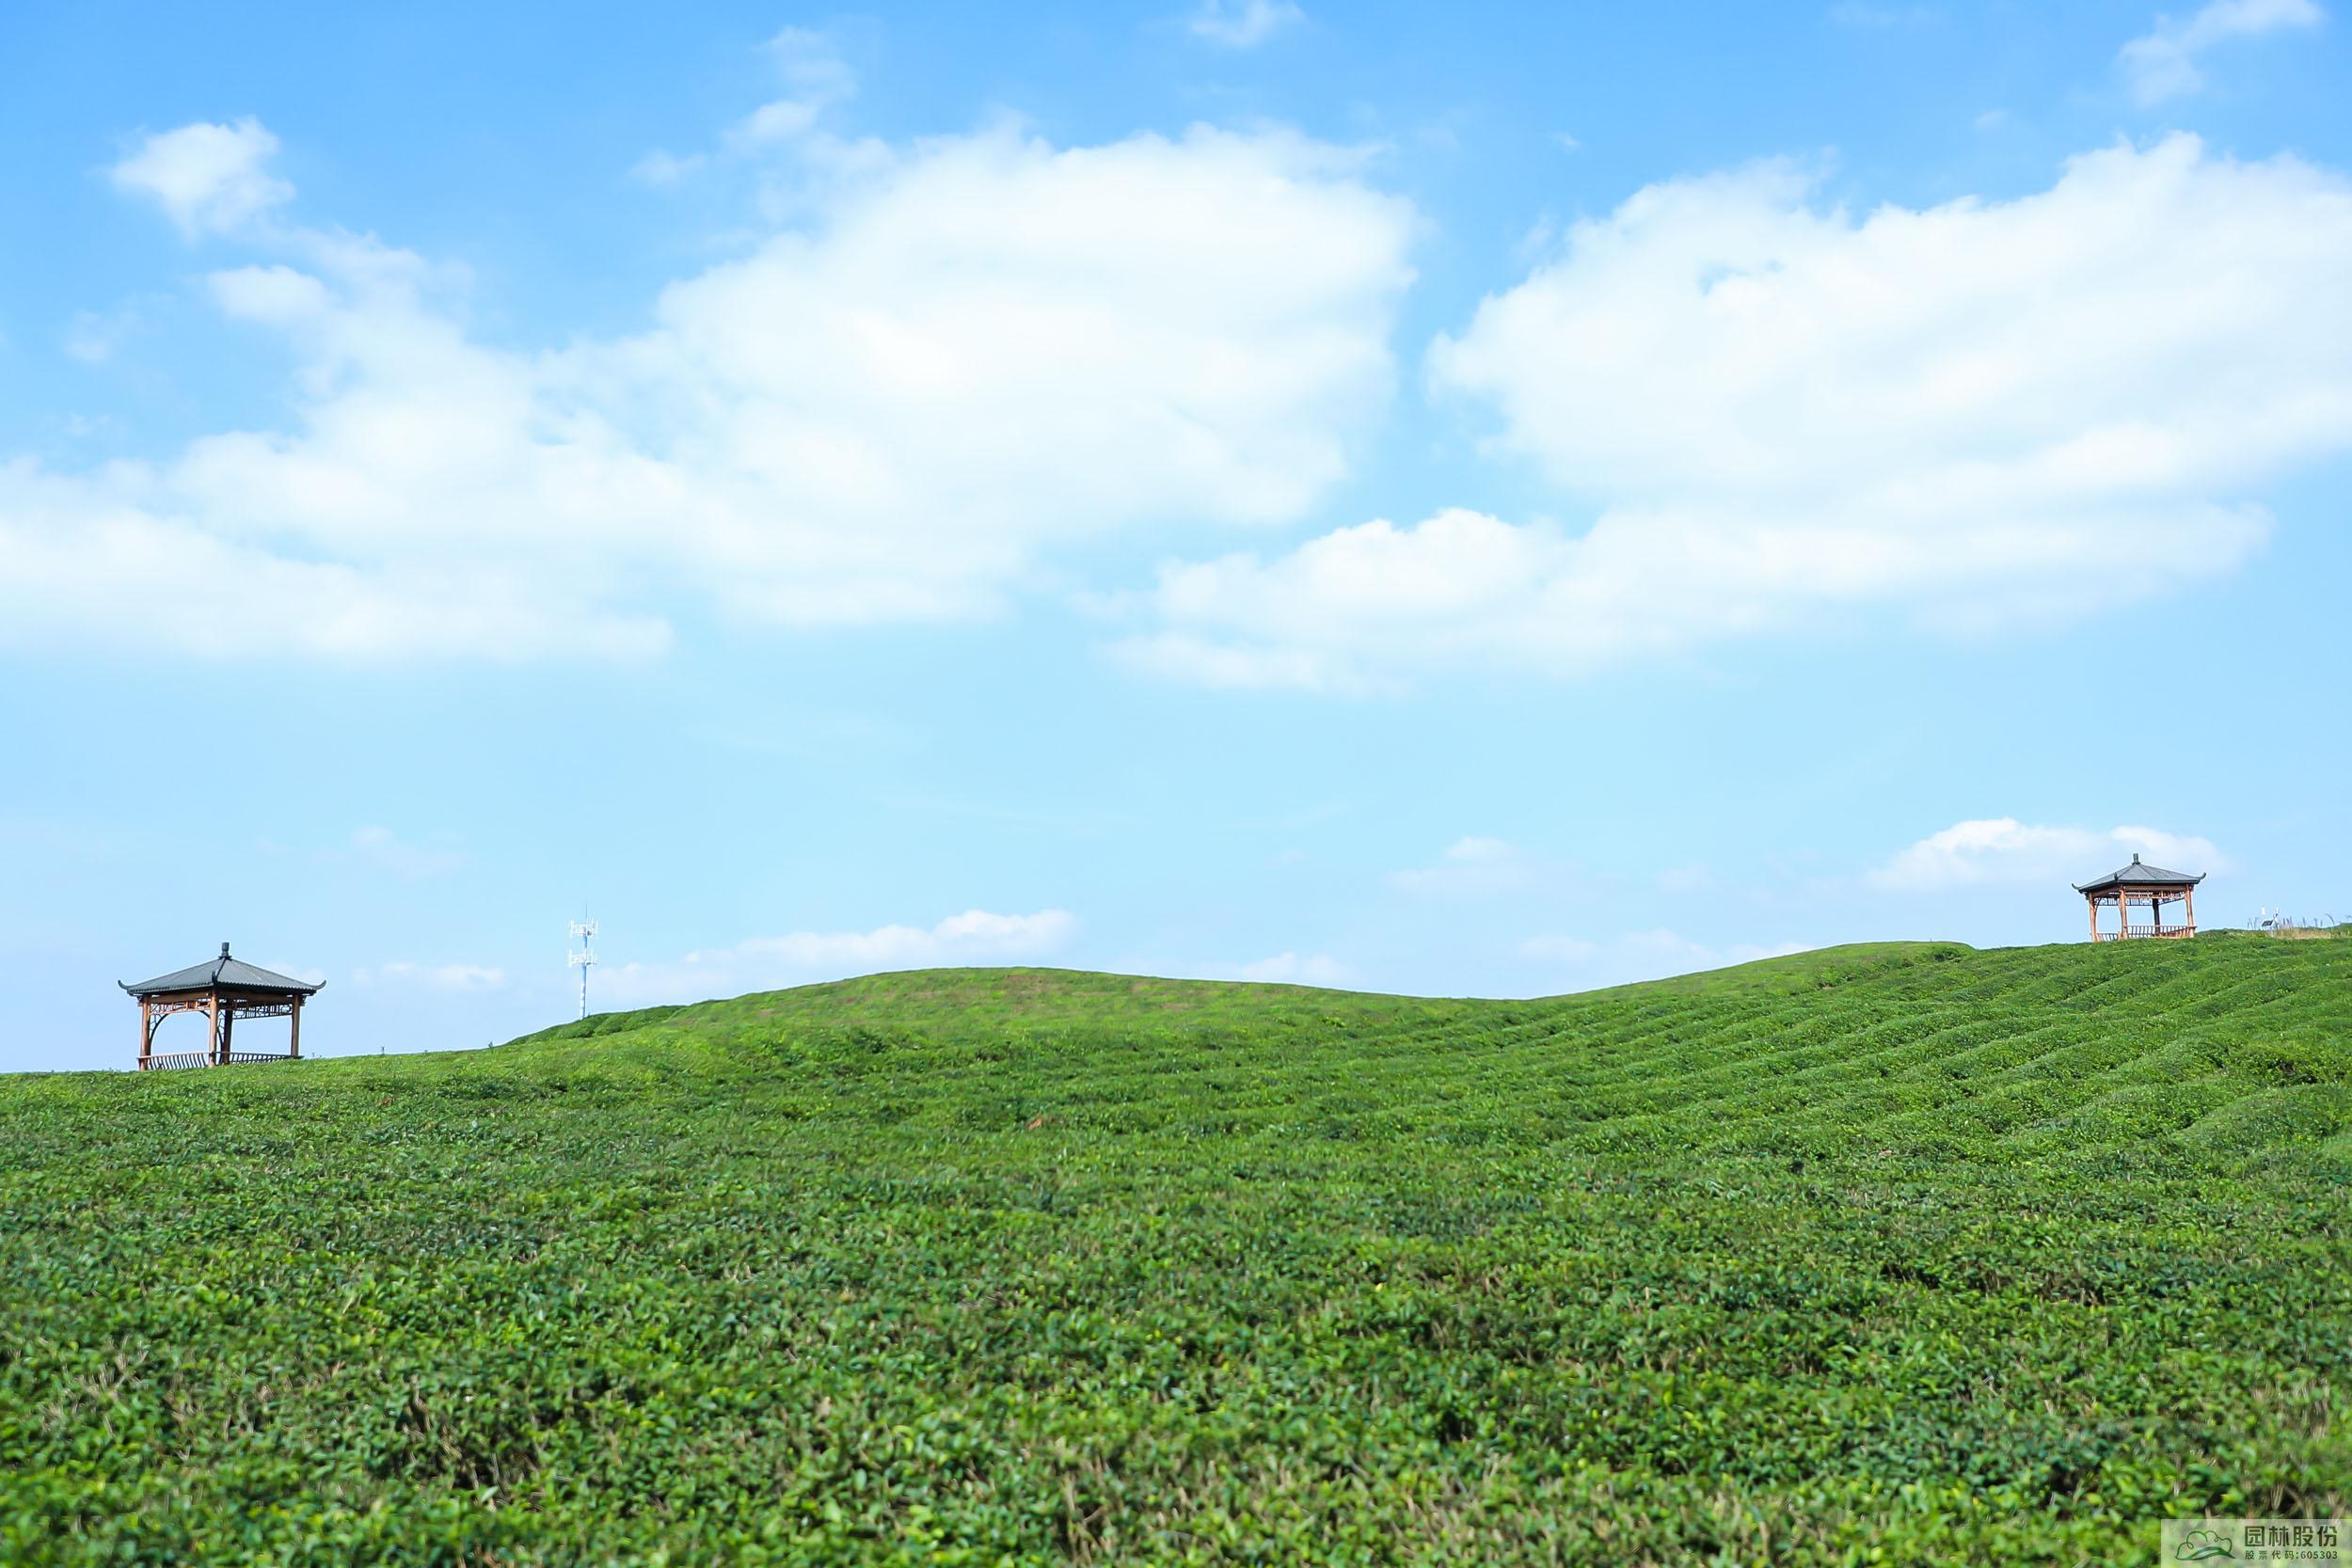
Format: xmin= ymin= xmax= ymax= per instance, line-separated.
xmin=2074 ymin=853 xmax=2205 ymax=894
xmin=120 ymin=944 xmax=323 ymax=997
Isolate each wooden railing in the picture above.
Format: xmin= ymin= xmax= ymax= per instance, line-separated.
xmin=141 ymin=1050 xmax=295 ymax=1070
xmin=2093 ymin=925 xmax=2196 ymax=942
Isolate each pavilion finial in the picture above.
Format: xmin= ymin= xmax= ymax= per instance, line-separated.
xmin=220 ymin=941 xmax=230 ymax=958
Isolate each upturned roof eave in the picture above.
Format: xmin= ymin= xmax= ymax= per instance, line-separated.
xmin=119 ymin=979 xmax=325 ymax=996
xmin=2073 ymin=870 xmax=2207 ymax=894
xmin=119 ymin=955 xmax=323 ymax=997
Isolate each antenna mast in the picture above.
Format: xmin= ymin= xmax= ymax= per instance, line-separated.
xmin=568 ymin=915 xmax=597 ymax=1020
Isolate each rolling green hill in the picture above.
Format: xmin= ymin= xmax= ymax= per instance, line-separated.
xmin=3 ymin=935 xmax=2347 ymax=1565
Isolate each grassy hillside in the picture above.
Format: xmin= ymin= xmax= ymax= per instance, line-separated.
xmin=3 ymin=936 xmax=2347 ymax=1565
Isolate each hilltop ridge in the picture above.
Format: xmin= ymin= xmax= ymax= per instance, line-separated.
xmin=492 ymin=935 xmax=2352 ymax=1172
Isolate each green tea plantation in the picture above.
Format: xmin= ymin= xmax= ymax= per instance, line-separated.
xmin=3 ymin=935 xmax=2347 ymax=1565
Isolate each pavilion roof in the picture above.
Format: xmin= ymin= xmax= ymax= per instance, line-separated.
xmin=119 ymin=944 xmax=323 ymax=998
xmin=2074 ymin=854 xmax=2205 ymax=894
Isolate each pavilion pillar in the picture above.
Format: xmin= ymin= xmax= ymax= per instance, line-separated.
xmin=289 ymin=996 xmax=302 ymax=1059
xmin=138 ymin=1000 xmax=151 ymax=1070
xmin=206 ymin=990 xmax=221 ymax=1067
xmin=2184 ymin=884 xmax=2196 ymax=937
xmin=2088 ymin=895 xmax=2099 ymax=943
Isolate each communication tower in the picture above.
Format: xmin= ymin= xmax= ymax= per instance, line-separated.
xmin=568 ymin=915 xmax=597 ymax=1020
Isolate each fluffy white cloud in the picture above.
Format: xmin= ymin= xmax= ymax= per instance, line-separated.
xmin=2120 ymin=0 xmax=2323 ymax=104
xmin=0 ymin=456 xmax=671 ymax=659
xmin=599 ymin=909 xmax=1077 ymax=1006
xmin=1187 ymin=0 xmax=1305 ymax=47
xmin=1125 ymin=135 xmax=2348 ymax=689
xmin=1438 ymin=135 xmax=2352 ymax=506
xmin=10 ymin=107 xmax=1412 ymax=659
xmin=1867 ymin=817 xmax=2227 ymax=889
xmin=1120 ymin=505 xmax=2264 ymax=689
xmin=110 ymin=119 xmax=293 ymax=237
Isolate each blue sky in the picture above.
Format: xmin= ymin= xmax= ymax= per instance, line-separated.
xmin=4 ymin=0 xmax=2348 ymax=1071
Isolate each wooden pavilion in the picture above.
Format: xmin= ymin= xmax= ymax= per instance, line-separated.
xmin=2074 ymin=854 xmax=2203 ymax=942
xmin=120 ymin=942 xmax=321 ymax=1070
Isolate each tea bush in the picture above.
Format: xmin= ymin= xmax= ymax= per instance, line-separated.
xmin=2 ymin=938 xmax=2347 ymax=1564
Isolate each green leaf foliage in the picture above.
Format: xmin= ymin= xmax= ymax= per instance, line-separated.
xmin=3 ymin=937 xmax=2347 ymax=1564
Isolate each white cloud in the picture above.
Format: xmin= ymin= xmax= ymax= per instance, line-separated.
xmin=661 ymin=26 xmax=858 ymax=167
xmin=1120 ymin=505 xmax=2264 ymax=691
xmin=1867 ymin=817 xmax=2228 ymax=889
xmin=2120 ymin=0 xmax=2323 ymax=104
xmin=735 ymin=26 xmax=856 ymax=145
xmin=110 ymin=118 xmax=293 ymax=237
xmin=598 ymin=909 xmax=1077 ymax=1006
xmin=1187 ymin=0 xmax=1305 ymax=47
xmin=358 ymin=961 xmax=507 ymax=990
xmin=634 ymin=31 xmax=868 ymax=192
xmin=1125 ymin=135 xmax=2347 ymax=689
xmin=9 ymin=112 xmax=1412 ymax=660
xmin=0 ymin=455 xmax=672 ymax=658
xmin=1521 ymin=928 xmax=1812 ymax=988
xmin=1388 ymin=835 xmax=1543 ymax=897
